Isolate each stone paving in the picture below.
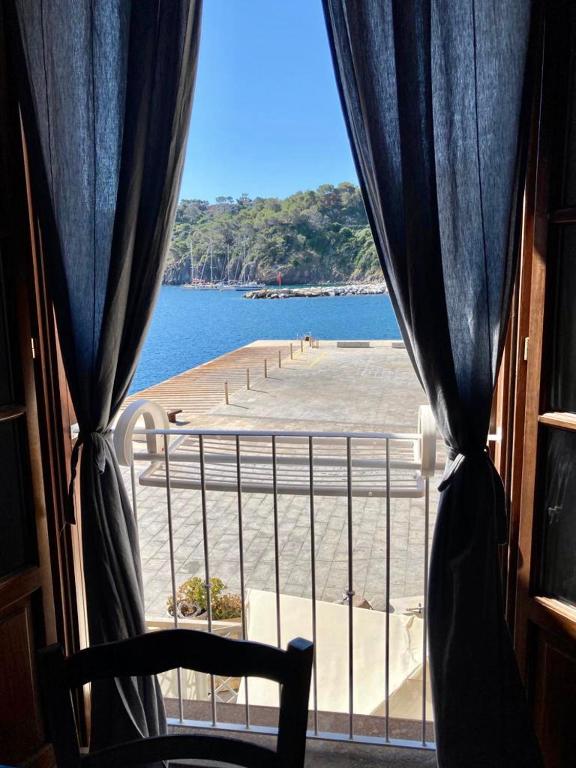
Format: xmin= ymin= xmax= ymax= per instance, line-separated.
xmin=125 ymin=341 xmax=442 ymax=619
xmin=133 ymin=478 xmax=435 ymax=617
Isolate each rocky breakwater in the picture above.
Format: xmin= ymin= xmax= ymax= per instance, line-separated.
xmin=244 ymin=283 xmax=388 ymax=299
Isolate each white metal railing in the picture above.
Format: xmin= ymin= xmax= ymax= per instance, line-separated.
xmin=114 ymin=399 xmax=437 ymax=751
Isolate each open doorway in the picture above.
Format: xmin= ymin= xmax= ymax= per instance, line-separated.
xmin=119 ymin=0 xmax=438 ymax=755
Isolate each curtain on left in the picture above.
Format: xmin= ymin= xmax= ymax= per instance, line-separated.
xmin=9 ymin=0 xmax=202 ymax=751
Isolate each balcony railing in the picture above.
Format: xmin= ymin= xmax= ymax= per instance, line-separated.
xmin=114 ymin=399 xmax=438 ymax=751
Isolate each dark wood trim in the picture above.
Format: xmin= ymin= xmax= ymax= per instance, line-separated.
xmin=20 ymin=129 xmax=83 ymax=658
xmin=549 ymin=207 xmax=576 ymax=224
xmin=0 ymin=567 xmax=43 ymax=609
xmin=0 ymin=0 xmax=58 ymax=648
xmin=504 ymin=179 xmax=538 ymax=629
xmin=20 ymin=130 xmax=89 ymax=746
xmin=537 ymin=412 xmax=576 ymax=430
xmin=514 ymin=5 xmax=551 ymax=676
xmin=529 ymin=598 xmax=576 ymax=644
xmin=0 ymin=404 xmax=27 ymax=422
xmin=2 ymin=1 xmax=85 ymax=752
xmin=23 ymin=743 xmax=56 ymax=768
xmin=497 ymin=0 xmax=546 ymax=639
xmin=513 ymin=4 xmax=576 ymax=701
xmin=15 ymin=244 xmax=58 ymax=646
xmin=493 ymin=322 xmax=513 ymax=584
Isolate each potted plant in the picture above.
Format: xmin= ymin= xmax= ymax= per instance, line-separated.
xmin=163 ymin=576 xmax=243 ymax=703
xmin=167 ymin=576 xmax=242 ymax=621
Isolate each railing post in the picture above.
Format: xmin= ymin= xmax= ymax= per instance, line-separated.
xmin=346 ymin=436 xmax=354 ymax=739
xmin=163 ymin=434 xmax=184 ymax=723
xmin=129 ymin=461 xmax=138 ymax=525
xmin=422 ymin=477 xmax=430 ymax=745
xmin=235 ymin=435 xmax=250 ymax=728
xmin=385 ymin=438 xmax=391 ymax=742
xmin=272 ymin=435 xmax=281 ymax=650
xmin=198 ymin=434 xmax=217 ymax=725
xmin=309 ymin=436 xmax=319 ymax=735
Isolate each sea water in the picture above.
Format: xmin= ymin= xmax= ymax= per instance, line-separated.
xmin=131 ymin=285 xmax=401 ymax=393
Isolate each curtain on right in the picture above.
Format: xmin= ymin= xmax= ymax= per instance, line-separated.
xmin=323 ymin=2 xmax=543 ymax=766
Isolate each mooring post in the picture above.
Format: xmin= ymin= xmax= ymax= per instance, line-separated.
xmin=224 ymin=381 xmax=229 ymax=404
xmin=290 ymin=343 xmax=293 ymax=359
xmin=264 ymin=359 xmax=268 ymax=378
xmin=246 ymin=368 xmax=250 ymax=390
xmin=278 ymin=349 xmax=282 ymax=368
xmin=300 ymin=338 xmax=304 ymax=353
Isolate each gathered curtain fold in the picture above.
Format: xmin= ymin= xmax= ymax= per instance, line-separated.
xmin=10 ymin=0 xmax=202 ymax=751
xmin=323 ymin=1 xmax=543 ymax=766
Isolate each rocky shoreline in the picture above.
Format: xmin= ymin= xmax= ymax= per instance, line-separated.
xmin=244 ymin=283 xmax=388 ymax=299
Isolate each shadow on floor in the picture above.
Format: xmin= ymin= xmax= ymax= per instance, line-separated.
xmin=304 ymin=739 xmax=436 ymax=767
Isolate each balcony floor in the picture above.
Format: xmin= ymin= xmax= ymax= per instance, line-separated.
xmin=305 ymin=740 xmax=435 ymax=767
xmin=170 ymin=725 xmax=436 ymax=767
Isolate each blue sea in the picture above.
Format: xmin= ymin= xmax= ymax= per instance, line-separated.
xmin=131 ymin=286 xmax=401 ymax=394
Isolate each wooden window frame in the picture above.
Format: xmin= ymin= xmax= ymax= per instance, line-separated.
xmin=494 ymin=1 xmax=576 ymax=683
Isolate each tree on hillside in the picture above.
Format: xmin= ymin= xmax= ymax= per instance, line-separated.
xmin=164 ymin=182 xmax=382 ymax=285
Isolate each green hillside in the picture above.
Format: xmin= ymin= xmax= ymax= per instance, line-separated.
xmin=164 ymin=182 xmax=382 ymax=285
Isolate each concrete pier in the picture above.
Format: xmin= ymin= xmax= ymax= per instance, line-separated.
xmin=125 ymin=339 xmax=425 ymax=433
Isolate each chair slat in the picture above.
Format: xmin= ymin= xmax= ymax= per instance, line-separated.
xmin=62 ymin=630 xmax=304 ymax=687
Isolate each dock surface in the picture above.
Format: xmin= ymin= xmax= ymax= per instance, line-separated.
xmin=125 ymin=339 xmax=426 ymax=432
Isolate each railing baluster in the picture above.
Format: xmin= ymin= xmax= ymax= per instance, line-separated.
xmin=130 ymin=460 xmax=138 ymax=525
xmin=272 ymin=436 xmax=282 ymax=650
xmin=198 ymin=434 xmax=216 ymax=725
xmin=129 ymin=422 xmax=439 ymax=752
xmin=346 ymin=436 xmax=354 ymax=739
xmin=163 ymin=433 xmax=183 ymax=723
xmin=235 ymin=435 xmax=250 ymax=728
xmin=309 ymin=436 xmax=318 ymax=735
xmin=271 ymin=435 xmax=283 ymax=713
xmin=422 ymin=476 xmax=430 ymax=745
xmin=385 ymin=438 xmax=391 ymax=742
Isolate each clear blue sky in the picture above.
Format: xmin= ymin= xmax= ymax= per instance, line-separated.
xmin=179 ymin=0 xmax=358 ymax=203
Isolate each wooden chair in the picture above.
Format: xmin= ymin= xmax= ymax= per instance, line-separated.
xmin=39 ymin=629 xmax=313 ymax=768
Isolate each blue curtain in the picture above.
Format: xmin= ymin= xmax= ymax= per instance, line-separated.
xmin=323 ymin=2 xmax=543 ymax=765
xmin=10 ymin=0 xmax=202 ymax=753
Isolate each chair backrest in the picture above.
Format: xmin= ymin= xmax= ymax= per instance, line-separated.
xmin=39 ymin=629 xmax=313 ymax=768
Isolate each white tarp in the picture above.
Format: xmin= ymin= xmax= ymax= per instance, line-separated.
xmin=237 ymin=589 xmax=433 ymax=721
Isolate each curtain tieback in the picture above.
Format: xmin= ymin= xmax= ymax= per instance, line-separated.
xmin=438 ymin=446 xmax=507 ymax=543
xmin=65 ymin=429 xmax=112 ymax=525
xmin=438 ymin=446 xmax=488 ymax=490
xmin=445 ymin=447 xmax=487 ymax=462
